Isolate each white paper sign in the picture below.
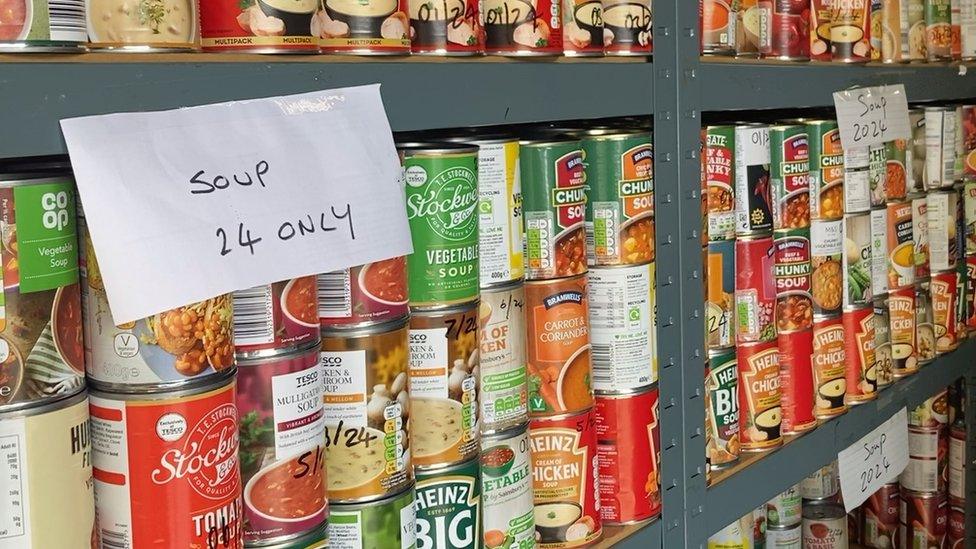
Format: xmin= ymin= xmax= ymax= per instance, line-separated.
xmin=61 ymin=85 xmax=411 ymax=324
xmin=837 ymin=407 xmax=910 ymax=512
xmin=833 ymin=84 xmax=911 ymax=148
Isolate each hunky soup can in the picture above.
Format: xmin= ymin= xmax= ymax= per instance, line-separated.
xmin=705 ymin=349 xmax=740 ymax=469
xmin=237 ymin=349 xmax=326 ymax=544
xmin=408 ymin=0 xmax=483 ymax=54
xmin=0 ymin=391 xmax=93 ymax=548
xmin=317 ymin=257 xmax=408 ymax=330
xmin=810 ymin=219 xmax=844 ymax=316
xmin=89 ymin=371 xmax=243 ymax=548
xmin=843 ymin=304 xmax=877 ymax=405
xmin=807 ymin=121 xmax=845 ymax=221
xmin=602 ymin=0 xmax=652 ymax=55
xmin=480 ymin=423 xmax=535 ymax=549
xmin=87 ymin=0 xmax=198 ymax=49
xmin=733 ymin=125 xmax=773 ymax=236
xmin=529 ymin=409 xmax=602 ymax=548
xmin=478 ymin=281 xmax=529 ymax=433
xmin=316 ymin=0 xmax=411 ymax=53
xmin=769 ymin=125 xmax=811 ymax=231
xmin=200 ymin=0 xmax=318 ymax=52
xmin=328 ymin=486 xmax=417 ymax=549
xmin=777 ymin=329 xmax=816 ymax=434
xmin=706 ymin=239 xmax=736 ymax=349
xmin=811 ymin=314 xmax=847 ymax=418
xmin=773 ymin=228 xmax=814 ymax=333
xmin=737 ymin=340 xmax=783 ymax=452
xmin=233 ymin=278 xmax=319 ymax=358
xmin=705 ymin=125 xmax=736 ymax=241
xmin=735 ymin=235 xmax=777 ymax=344
xmin=0 ymin=176 xmax=84 ymax=410
xmin=0 ymin=0 xmax=86 ymax=51
xmin=415 ymin=459 xmax=482 ymax=549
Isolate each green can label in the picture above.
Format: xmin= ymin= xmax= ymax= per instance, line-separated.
xmin=329 ymin=489 xmax=417 ymax=549
xmin=769 ymin=125 xmax=810 ymax=231
xmin=705 ymin=351 xmax=739 ymax=469
xmin=706 ymin=126 xmax=736 ymax=241
xmin=481 ymin=428 xmax=534 ymax=549
xmin=807 ymin=121 xmax=845 ymax=221
xmin=416 ymin=462 xmax=482 ymax=549
xmin=404 ymin=151 xmax=480 ymax=306
xmin=2 ymin=181 xmax=79 ymax=293
xmin=924 ymin=0 xmax=952 ymax=59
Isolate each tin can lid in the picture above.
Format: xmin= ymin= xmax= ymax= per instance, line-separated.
xmin=802 ymin=501 xmax=846 ymax=521
xmin=395 ymin=141 xmax=479 ymax=155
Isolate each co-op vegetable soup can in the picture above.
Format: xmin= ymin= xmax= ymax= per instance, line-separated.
xmin=0 ymin=0 xmax=86 ymax=51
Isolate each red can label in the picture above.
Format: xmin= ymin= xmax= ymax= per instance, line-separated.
xmin=889 ymin=286 xmax=918 ymax=376
xmin=863 ymin=483 xmax=899 ymax=547
xmin=317 ymin=257 xmax=408 ymax=329
xmin=774 ymin=229 xmax=813 ymax=332
xmin=484 ymin=0 xmax=563 ymax=54
xmin=809 ymin=0 xmax=832 ymax=59
xmin=233 ymin=278 xmax=319 ymax=357
xmin=931 ymin=270 xmax=959 ymax=353
xmin=767 ymin=0 xmax=811 ymax=58
xmin=594 ymin=387 xmax=661 ymax=523
xmin=776 ymin=329 xmax=817 ymax=434
xmin=832 ymin=0 xmax=871 ymax=61
xmin=966 ymin=256 xmax=976 ymax=330
xmin=812 ymin=314 xmax=847 ymax=418
xmin=946 ymin=502 xmax=964 ymax=549
xmin=737 ymin=340 xmax=783 ymax=452
xmin=200 ymin=0 xmax=318 ymax=52
xmin=409 ymin=0 xmax=483 ymax=54
xmin=843 ymin=306 xmax=877 ymax=404
xmin=899 ymin=492 xmax=947 ymax=548
xmin=735 ymin=236 xmax=777 ymax=344
xmin=90 ymin=381 xmax=243 ymax=548
xmin=317 ymin=0 xmax=411 ymax=53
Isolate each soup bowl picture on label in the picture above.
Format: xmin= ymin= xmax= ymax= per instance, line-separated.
xmin=0 ymin=0 xmax=30 ymax=41
xmin=603 ymin=1 xmax=651 ymax=48
xmin=753 ymin=406 xmax=782 ymax=442
xmin=817 ymin=378 xmax=846 ymax=410
xmin=359 ymin=257 xmax=409 ymax=307
xmin=243 ymin=452 xmax=327 ymax=535
xmin=52 ymin=284 xmax=85 ymax=375
xmin=890 ymin=242 xmax=915 ymax=286
xmin=557 ymin=344 xmax=592 ymax=411
xmin=280 ymin=276 xmax=319 ymax=337
xmin=319 ymin=0 xmax=407 ymax=39
xmin=252 ymin=0 xmax=317 ymax=35
xmin=535 ymin=502 xmax=589 ymax=543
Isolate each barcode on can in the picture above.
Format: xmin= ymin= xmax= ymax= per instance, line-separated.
xmin=49 ymin=0 xmax=87 ymax=41
xmin=232 ymin=285 xmax=274 ymax=346
xmin=317 ymin=270 xmax=352 ymax=318
xmin=591 ymin=342 xmax=611 ymax=385
xmin=99 ymin=528 xmax=129 ymax=549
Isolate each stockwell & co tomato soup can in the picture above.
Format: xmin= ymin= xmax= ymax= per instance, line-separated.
xmin=232 ymin=277 xmax=319 ymax=359
xmin=525 ymin=275 xmax=593 ymax=416
xmin=737 ymin=340 xmax=783 ymax=452
xmin=399 ymin=143 xmax=480 ymax=308
xmin=415 ymin=458 xmax=482 ymax=549
xmin=479 ymin=281 xmax=529 ymax=434
xmin=735 ymin=235 xmax=777 ymax=344
xmin=842 ymin=304 xmax=877 ymax=405
xmin=236 ymin=348 xmax=326 ymax=544
xmin=595 ymin=386 xmax=661 ymax=524
xmin=705 ymin=349 xmax=739 ymax=469
xmin=408 ymin=0 xmax=483 ymax=54
xmin=480 ymin=422 xmax=535 ymax=549
xmin=0 ymin=0 xmax=86 ymax=51
xmin=89 ymin=370 xmax=243 ymax=548
xmin=317 ymin=257 xmax=409 ymax=330
xmin=327 ymin=486 xmax=417 ymax=549
xmin=530 ymin=408 xmax=602 ymax=548
xmin=199 ymin=0 xmax=317 ymax=52
xmin=0 ymin=391 xmax=93 ymax=548
xmin=316 ymin=0 xmax=411 ymax=53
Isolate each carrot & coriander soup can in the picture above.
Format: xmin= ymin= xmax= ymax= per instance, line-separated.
xmin=317 ymin=257 xmax=409 ymax=330
xmin=232 ymin=277 xmax=319 ymax=359
xmin=480 ymin=423 xmax=535 ymax=549
xmin=705 ymin=349 xmax=740 ymax=469
xmin=414 ymin=458 xmax=482 ymax=549
xmin=199 ymin=0 xmax=317 ymax=53
xmin=737 ymin=339 xmax=783 ymax=452
xmin=843 ymin=304 xmax=877 ymax=405
xmin=316 ymin=0 xmax=411 ymax=54
xmin=911 ymin=193 xmax=930 ymax=280
xmin=479 ymin=281 xmax=529 ymax=433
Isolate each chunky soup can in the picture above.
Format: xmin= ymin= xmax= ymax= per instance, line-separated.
xmin=232 ymin=278 xmax=319 ymax=359
xmin=811 ymin=314 xmax=847 ymax=418
xmin=89 ymin=371 xmax=243 ymax=548
xmin=842 ymin=213 xmax=873 ymax=307
xmin=529 ymin=409 xmax=602 ymax=548
xmin=767 ymin=484 xmax=801 ymax=527
xmin=0 ymin=0 xmax=86 ymax=51
xmin=316 ymin=0 xmax=411 ymax=53
xmin=0 ymin=391 xmax=93 ymax=548
xmin=320 ymin=319 xmax=412 ymax=502
xmin=911 ymin=193 xmax=930 ymax=280
xmin=776 ymin=329 xmax=816 ymax=434
xmin=561 ymin=0 xmax=603 ymax=55
xmin=701 ymin=0 xmax=736 ymax=54
xmin=479 ymin=281 xmax=529 ymax=433
xmin=480 ymin=423 xmax=535 ymax=548
xmin=705 ymin=125 xmax=736 ymax=242
xmin=735 ymin=235 xmax=777 ymax=344
xmin=810 ymin=219 xmax=844 ymax=316
xmin=328 ymin=486 xmax=417 ymax=549
xmin=843 ymin=305 xmax=877 ymax=405
xmin=931 ymin=269 xmax=959 ymax=353
xmin=843 ymin=146 xmax=872 ymax=214
xmin=737 ymin=339 xmax=782 ymax=452
xmin=898 ymin=490 xmax=947 ymax=548
xmin=705 ymin=349 xmax=740 ymax=469
xmin=594 ymin=386 xmax=661 ymax=524
xmin=415 ymin=458 xmax=482 ymax=549
xmin=862 ymin=482 xmax=899 ymax=548
xmin=734 ymin=125 xmax=773 ymax=236
xmin=408 ymin=0 xmax=483 ymax=54
xmin=582 ymin=130 xmax=655 ymax=266
xmin=873 ymin=297 xmax=893 ymax=387
xmin=602 ymin=0 xmax=652 ymax=55
xmin=801 ymin=502 xmax=847 ymax=548
xmin=707 ymin=239 xmax=736 ymax=349
xmin=408 ymin=302 xmax=480 ymax=469
xmin=199 ymin=0 xmax=317 ymax=52
xmin=525 ymin=275 xmax=593 ymax=416
xmin=809 ymin=0 xmax=832 ymax=59
xmin=87 ymin=0 xmax=197 ymax=50
xmin=773 ymin=228 xmax=813 ymax=333
xmin=831 ymin=0 xmax=871 ymax=61
xmin=317 ymin=257 xmax=408 ymax=330
xmin=807 ymin=121 xmax=845 ymax=221
xmin=888 ymin=286 xmax=919 ymax=377
xmin=237 ymin=349 xmax=326 ymax=544
xmin=483 ymin=0 xmax=563 ymax=55
xmin=769 ymin=125 xmax=811 ymax=231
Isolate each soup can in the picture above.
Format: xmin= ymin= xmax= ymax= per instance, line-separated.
xmin=737 ymin=339 xmax=783 ymax=452
xmin=561 ymin=0 xmax=603 ymax=56
xmin=602 ymin=0 xmax=652 ymax=55
xmin=964 ymin=181 xmax=976 ymax=255
xmin=769 ymin=125 xmax=811 ymax=231
xmin=316 ymin=0 xmax=410 ymax=53
xmin=800 ymin=461 xmax=839 ymax=501
xmin=925 ymin=108 xmax=958 ymax=190
xmin=582 ymin=130 xmax=654 ymax=266
xmin=767 ymin=484 xmax=801 ymax=527
xmin=399 ymin=143 xmax=480 ymax=308
xmin=867 ymin=146 xmax=887 ymax=209
xmin=705 ymin=349 xmax=740 ymax=469
xmin=881 ymin=0 xmax=910 ymax=62
xmin=911 ymin=193 xmax=930 ymax=280
xmin=407 ymin=0 xmax=483 ymax=55
xmin=927 ymin=190 xmax=959 ymax=272
xmin=946 ymin=501 xmax=964 ymax=549
xmin=317 ymin=257 xmax=409 ymax=330
xmin=966 ymin=256 xmax=976 ymax=331
xmin=733 ymin=0 xmax=762 ymax=56
xmin=910 ymin=110 xmax=927 ymax=191
xmin=707 ymin=239 xmax=736 ymax=349
xmin=735 ymin=235 xmax=777 ymax=344
xmin=900 ymin=426 xmax=945 ymax=493
xmin=915 ymin=282 xmax=936 ymax=364
xmin=706 ymin=125 xmax=737 ymax=241
xmin=752 ymin=505 xmax=766 ymax=548
xmin=199 ymin=0 xmax=317 ymax=52
xmin=237 ymin=349 xmax=326 ymax=544
xmin=525 ymin=275 xmax=593 ymax=416
xmin=327 ymin=486 xmax=417 ymax=549
xmin=734 ymin=125 xmax=773 ymax=236
xmin=810 ymin=219 xmax=844 ymax=316
xmin=483 ymin=0 xmax=563 ymax=55
xmin=232 ymin=278 xmax=319 ymax=359
xmin=809 ymin=0 xmax=832 ymax=59
xmin=831 ymin=0 xmax=871 ymax=61
xmin=862 ymin=482 xmax=899 ymax=548
xmin=480 ymin=423 xmax=535 ymax=549
xmin=707 ymin=513 xmax=754 ymax=549
xmin=801 ymin=502 xmax=847 ymax=547
xmin=964 ymin=111 xmax=976 ymax=177
xmin=764 ymin=0 xmax=810 ymax=59
xmin=777 ymin=329 xmax=816 ymax=434
xmin=408 ymin=303 xmax=480 ymax=469
xmin=588 ymin=263 xmax=656 ymax=393
xmin=888 ymin=286 xmax=919 ymax=376
xmin=0 ymin=0 xmax=86 ymax=51
xmin=773 ymin=229 xmax=813 ymax=333
xmin=766 ymin=523 xmax=801 ymax=548
xmin=478 ymin=281 xmax=528 ymax=434
xmin=948 ymin=419 xmax=965 ymax=501
xmin=521 ymin=138 xmax=587 ymax=280
xmin=842 ymin=213 xmax=873 ymax=307
xmin=86 ymin=0 xmax=197 ymax=50
xmin=843 ymin=305 xmax=877 ymax=405
xmin=807 ymin=121 xmax=845 ymax=221
xmin=0 ymin=176 xmax=85 ymax=410
xmin=529 ymin=408 xmax=602 ymax=548
xmin=931 ymin=269 xmax=959 ymax=353
xmin=843 ymin=146 xmax=872 ymax=214
xmin=885 ymin=200 xmax=916 ymax=290
xmin=908 ymin=0 xmax=927 ymax=59
xmin=811 ymin=314 xmax=847 ymax=418
xmin=899 ymin=490 xmax=947 ymax=548
xmin=594 ymin=386 xmax=661 ymax=524
xmin=924 ymin=0 xmax=953 ymax=59
xmin=884 ymin=139 xmax=910 ymax=201
xmin=89 ymin=371 xmax=243 ymax=548
xmin=0 ymin=391 xmax=93 ymax=548
xmin=873 ymin=297 xmax=893 ymax=387
xmin=870 ymin=208 xmax=890 ymax=298
xmin=701 ymin=0 xmax=736 ymax=54
xmin=415 ymin=458 xmax=482 ymax=549
xmin=909 ymin=389 xmax=949 ymax=429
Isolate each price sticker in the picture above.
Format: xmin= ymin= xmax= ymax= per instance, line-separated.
xmin=837 ymin=407 xmax=909 ymax=512
xmin=833 ymin=84 xmax=911 ymax=148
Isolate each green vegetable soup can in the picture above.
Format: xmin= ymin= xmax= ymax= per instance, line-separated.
xmin=399 ymin=143 xmax=480 ymax=308
xmin=415 ymin=458 xmax=482 ymax=549
xmin=480 ymin=422 xmax=535 ymax=549
xmin=328 ymin=486 xmax=417 ymax=549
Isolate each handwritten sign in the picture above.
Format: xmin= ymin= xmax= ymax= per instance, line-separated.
xmin=61 ymin=85 xmax=411 ymax=324
xmin=837 ymin=407 xmax=909 ymax=512
xmin=833 ymin=84 xmax=911 ymax=148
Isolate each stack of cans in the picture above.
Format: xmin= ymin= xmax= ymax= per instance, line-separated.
xmin=898 ymin=389 xmax=951 ymax=546
xmin=798 ymin=461 xmax=848 ymax=548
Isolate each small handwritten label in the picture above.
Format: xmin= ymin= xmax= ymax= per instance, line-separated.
xmin=833 ymin=84 xmax=911 ymax=148
xmin=837 ymin=407 xmax=909 ymax=512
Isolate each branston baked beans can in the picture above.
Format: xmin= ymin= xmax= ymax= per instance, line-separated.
xmin=90 ymin=371 xmax=243 ymax=548
xmin=899 ymin=489 xmax=947 ymax=548
xmin=862 ymin=482 xmax=899 ymax=548
xmin=328 ymin=486 xmax=416 ymax=548
xmin=232 ymin=278 xmax=319 ymax=359
xmin=705 ymin=349 xmax=739 ymax=470
xmin=595 ymin=386 xmax=661 ymax=524
xmin=316 ymin=0 xmax=411 ymax=53
xmin=483 ymin=0 xmax=562 ymax=55
xmin=734 ymin=125 xmax=773 ymax=236
xmin=769 ymin=125 xmax=811 ymax=231
xmin=561 ymin=0 xmax=603 ymax=55
xmin=802 ymin=501 xmax=847 ymax=548
xmin=807 ymin=121 xmax=845 ymax=221
xmin=400 ymin=143 xmax=480 ymax=308
xmin=868 ymin=144 xmax=887 ymax=207
xmin=480 ymin=423 xmax=535 ymax=549
xmin=928 ymin=189 xmax=960 ymax=273
xmin=812 ymin=314 xmax=847 ymax=418
xmin=800 ymin=461 xmax=839 ymax=500
xmin=521 ymin=138 xmax=587 ymax=280
xmin=885 ymin=140 xmax=910 ymax=201
xmin=915 ymin=282 xmax=936 ymax=364
xmin=888 ymin=286 xmax=919 ymax=376
xmin=900 ymin=425 xmax=945 ymax=493
xmin=199 ymin=0 xmax=317 ymax=53
xmin=237 ymin=349 xmax=326 ymax=544
xmin=588 ymin=263 xmax=656 ymax=393
xmin=602 ymin=0 xmax=652 ymax=55
xmin=478 ymin=282 xmax=528 ymax=434
xmin=408 ymin=303 xmax=480 ymax=469
xmin=530 ymin=409 xmax=602 ymax=548
xmin=777 ymin=329 xmax=816 ymax=434
xmin=320 ymin=319 xmax=412 ymax=502
xmin=925 ymin=108 xmax=958 ymax=190
xmin=885 ymin=201 xmax=916 ymax=290
xmin=767 ymin=484 xmax=801 ymax=527
xmin=843 ymin=213 xmax=873 ymax=307
xmin=873 ymin=297 xmax=893 ymax=387
xmin=735 ymin=235 xmax=777 ymax=344
xmin=707 ymin=239 xmax=736 ymax=349
xmin=843 ymin=146 xmax=872 ymax=214
xmin=809 ymin=0 xmax=832 ymax=59
xmin=931 ymin=269 xmax=960 ymax=353
xmin=0 ymin=391 xmax=93 ymax=548
xmin=414 ymin=458 xmax=482 ymax=549
xmin=706 ymin=126 xmax=736 ymax=241
xmin=774 ymin=228 xmax=814 ymax=333
xmin=317 ymin=257 xmax=409 ymax=330
xmin=525 ymin=275 xmax=593 ymax=416
xmin=737 ymin=340 xmax=782 ymax=452
xmin=832 ymin=0 xmax=871 ymax=61
xmin=407 ymin=0 xmax=483 ymax=55
xmin=764 ymin=0 xmax=811 ymax=59
xmin=701 ymin=0 xmax=736 ymax=54
xmin=811 ymin=219 xmax=844 ymax=316
xmin=843 ymin=305 xmax=877 ymax=405
xmin=582 ymin=130 xmax=654 ymax=266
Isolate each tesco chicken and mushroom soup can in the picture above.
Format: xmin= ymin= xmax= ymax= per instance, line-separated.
xmin=479 ymin=282 xmax=529 ymax=434
xmin=408 ymin=0 xmax=483 ymax=54
xmin=705 ymin=349 xmax=739 ymax=470
xmin=480 ymin=423 xmax=535 ymax=549
xmin=415 ymin=458 xmax=482 ymax=549
xmin=317 ymin=257 xmax=409 ymax=330
xmin=408 ymin=303 xmax=480 ymax=469
xmin=232 ymin=277 xmax=319 ymax=359
xmin=483 ymin=0 xmax=562 ymax=55
xmin=0 ymin=177 xmax=85 ymax=410
xmin=316 ymin=0 xmax=411 ymax=53
xmin=0 ymin=0 xmax=86 ymax=51
xmin=0 ymin=391 xmax=94 ymax=549
xmin=328 ymin=486 xmax=417 ymax=549
xmin=199 ymin=0 xmax=317 ymax=52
